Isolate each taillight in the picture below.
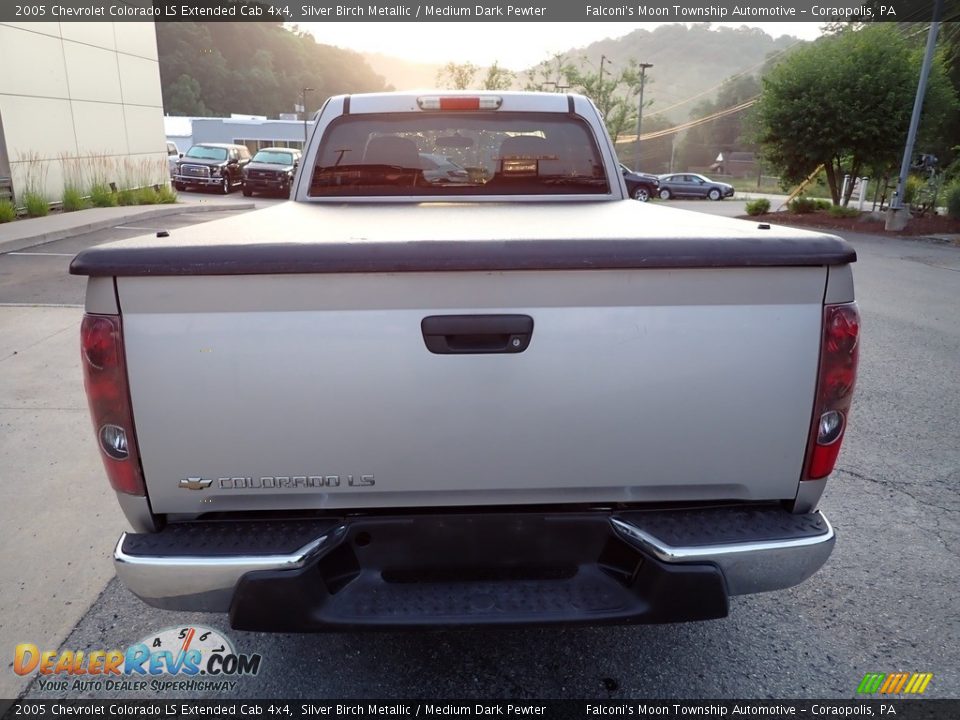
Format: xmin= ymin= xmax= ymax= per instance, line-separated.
xmin=81 ymin=314 xmax=145 ymax=495
xmin=804 ymin=302 xmax=860 ymax=480
xmin=417 ymin=96 xmax=503 ymax=111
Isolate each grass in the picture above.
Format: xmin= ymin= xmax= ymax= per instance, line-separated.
xmin=90 ymin=184 xmax=117 ymax=208
xmin=156 ymin=185 xmax=177 ymax=204
xmin=4 ymin=151 xmax=179 ymax=223
xmin=23 ymin=191 xmax=49 ymax=217
xmin=135 ymin=187 xmax=159 ymax=205
xmin=116 ymin=189 xmax=137 ymax=206
xmin=62 ymin=186 xmax=90 ymax=212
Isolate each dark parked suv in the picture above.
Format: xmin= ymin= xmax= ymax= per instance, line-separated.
xmin=173 ymin=143 xmax=251 ymax=194
xmin=242 ymin=147 xmax=302 ymax=198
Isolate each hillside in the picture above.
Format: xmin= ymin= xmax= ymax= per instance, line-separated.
xmin=365 ymin=24 xmax=803 ymax=122
xmin=156 ymin=23 xmax=389 ymax=117
xmin=562 ymin=24 xmax=801 ymax=121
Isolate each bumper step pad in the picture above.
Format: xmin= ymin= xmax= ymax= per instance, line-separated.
xmin=227 ymin=513 xmax=728 ymax=630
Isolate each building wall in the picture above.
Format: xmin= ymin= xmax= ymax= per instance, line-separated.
xmin=193 ymin=118 xmax=315 ymax=153
xmin=0 ymin=22 xmax=167 ymax=203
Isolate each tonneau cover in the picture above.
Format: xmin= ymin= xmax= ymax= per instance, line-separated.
xmin=70 ymin=200 xmax=856 ymax=277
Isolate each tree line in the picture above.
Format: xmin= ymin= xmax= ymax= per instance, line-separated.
xmin=156 ymin=22 xmax=389 ymax=118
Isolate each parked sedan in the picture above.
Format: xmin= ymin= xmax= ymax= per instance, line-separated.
xmin=620 ymin=164 xmax=659 ymax=202
xmin=656 ymin=173 xmax=734 ymax=201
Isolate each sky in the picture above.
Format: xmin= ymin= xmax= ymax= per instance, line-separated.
xmin=301 ymin=22 xmax=826 ymax=69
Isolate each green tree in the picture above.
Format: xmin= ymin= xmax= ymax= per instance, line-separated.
xmin=522 ymin=54 xmax=570 ymax=92
xmin=165 ymin=74 xmax=209 ymax=116
xmin=156 ymin=23 xmax=389 ymax=118
xmin=524 ymin=53 xmax=654 ymax=145
xmin=755 ymin=25 xmax=957 ymax=204
xmin=436 ymin=62 xmax=479 ymax=90
xmin=481 ymin=61 xmax=515 ymax=91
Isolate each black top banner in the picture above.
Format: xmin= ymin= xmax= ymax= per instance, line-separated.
xmin=1 ymin=0 xmax=948 ymax=22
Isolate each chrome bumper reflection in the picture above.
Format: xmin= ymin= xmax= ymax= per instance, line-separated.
xmin=611 ymin=511 xmax=835 ymax=595
xmin=113 ymin=527 xmax=344 ymax=611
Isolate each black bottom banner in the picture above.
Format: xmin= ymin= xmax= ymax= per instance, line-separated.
xmin=2 ymin=700 xmax=960 ymax=720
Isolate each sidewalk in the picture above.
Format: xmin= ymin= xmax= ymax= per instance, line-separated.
xmin=0 ymin=306 xmax=122 ymax=698
xmin=0 ymin=195 xmax=255 ymax=254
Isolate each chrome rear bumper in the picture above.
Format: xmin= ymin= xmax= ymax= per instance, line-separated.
xmin=114 ymin=508 xmax=835 ymax=618
xmin=611 ymin=513 xmax=834 ymax=595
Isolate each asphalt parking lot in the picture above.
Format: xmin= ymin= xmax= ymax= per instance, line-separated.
xmin=2 ymin=198 xmax=958 ymax=699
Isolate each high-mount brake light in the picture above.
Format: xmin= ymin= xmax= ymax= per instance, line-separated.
xmin=81 ymin=314 xmax=145 ymax=496
xmin=803 ymin=302 xmax=860 ymax=480
xmin=417 ymin=96 xmax=503 ymax=111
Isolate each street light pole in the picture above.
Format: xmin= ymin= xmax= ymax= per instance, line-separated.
xmin=598 ymin=55 xmax=610 ymax=115
xmin=634 ymin=63 xmax=653 ymax=169
xmin=301 ymin=87 xmax=314 ymax=146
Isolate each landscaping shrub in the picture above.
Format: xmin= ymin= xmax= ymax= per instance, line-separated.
xmin=156 ymin=185 xmax=178 ymax=204
xmin=745 ymin=198 xmax=770 ymax=216
xmin=90 ymin=184 xmax=117 ymax=207
xmin=135 ymin=187 xmax=159 ymax=205
xmin=946 ymin=181 xmax=960 ymax=219
xmin=62 ymin=186 xmax=89 ymax=212
xmin=23 ymin=191 xmax=49 ymax=217
xmin=827 ymin=205 xmax=860 ymax=219
xmin=116 ymin=189 xmax=137 ymax=206
xmin=814 ymin=199 xmax=832 ymax=211
xmin=0 ymin=199 xmax=15 ymax=223
xmin=788 ymin=196 xmax=817 ymax=214
xmin=903 ymin=175 xmax=922 ymax=206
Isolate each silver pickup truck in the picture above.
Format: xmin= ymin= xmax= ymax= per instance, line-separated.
xmin=72 ymin=92 xmax=859 ymax=630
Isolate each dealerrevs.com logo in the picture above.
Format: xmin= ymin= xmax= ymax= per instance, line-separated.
xmin=15 ymin=626 xmax=262 ymax=693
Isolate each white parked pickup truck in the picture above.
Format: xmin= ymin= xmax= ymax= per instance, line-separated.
xmin=72 ymin=92 xmax=859 ymax=630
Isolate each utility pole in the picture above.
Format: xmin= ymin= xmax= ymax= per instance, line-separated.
xmin=634 ymin=63 xmax=653 ymax=169
xmin=598 ymin=55 xmax=611 ymax=115
xmin=886 ymin=0 xmax=943 ymax=231
xmin=301 ymin=87 xmax=314 ymax=146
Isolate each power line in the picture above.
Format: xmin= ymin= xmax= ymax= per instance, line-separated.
xmin=652 ymin=38 xmax=806 ymax=117
xmin=616 ymin=97 xmax=758 ymax=144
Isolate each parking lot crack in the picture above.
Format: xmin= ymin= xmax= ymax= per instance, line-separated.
xmin=0 ymin=324 xmax=75 ymax=364
xmin=835 ymin=467 xmax=960 ymax=556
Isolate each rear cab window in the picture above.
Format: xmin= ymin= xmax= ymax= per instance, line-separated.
xmin=309 ymin=112 xmax=610 ymax=197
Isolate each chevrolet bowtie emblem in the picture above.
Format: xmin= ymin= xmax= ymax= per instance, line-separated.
xmin=179 ymin=477 xmax=213 ymax=491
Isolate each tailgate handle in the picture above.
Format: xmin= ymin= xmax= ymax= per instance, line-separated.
xmin=421 ymin=315 xmax=533 ymax=354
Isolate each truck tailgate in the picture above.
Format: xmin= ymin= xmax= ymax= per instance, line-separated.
xmin=117 ymin=266 xmax=825 ymax=514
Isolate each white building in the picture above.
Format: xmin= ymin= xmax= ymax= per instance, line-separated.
xmin=165 ymin=115 xmax=315 ymax=157
xmin=0 ymin=22 xmax=167 ymax=204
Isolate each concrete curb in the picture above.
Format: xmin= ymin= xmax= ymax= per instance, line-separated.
xmin=0 ymin=202 xmax=255 ymax=254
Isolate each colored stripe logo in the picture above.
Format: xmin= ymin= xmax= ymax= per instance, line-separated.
xmin=857 ymin=673 xmax=933 ymax=694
